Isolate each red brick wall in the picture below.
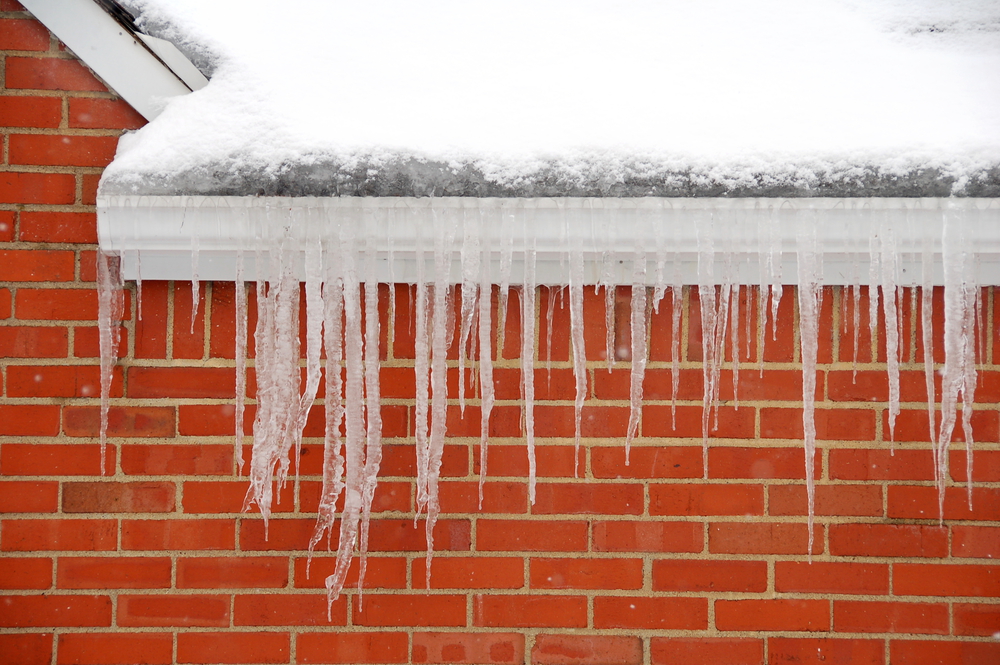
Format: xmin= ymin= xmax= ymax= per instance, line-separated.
xmin=2 ymin=6 xmax=998 ymax=665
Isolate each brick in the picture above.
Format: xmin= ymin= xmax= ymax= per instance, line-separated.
xmin=769 ymin=638 xmax=883 ymax=665
xmin=294 ymin=556 xmax=408 ymax=590
xmin=121 ymin=444 xmax=233 ymax=475
xmin=651 ymin=483 xmax=763 ymax=516
xmin=889 ymin=408 xmax=998 ymax=443
xmin=530 ymin=557 xmax=641 ymax=590
xmin=19 ymin=211 xmax=98 ymax=243
xmin=0 ymin=556 xmax=51 ymax=589
xmin=413 ymin=632 xmax=524 ymax=665
xmin=829 ymin=448 xmax=934 ymax=480
xmin=0 ymin=594 xmax=111 ymax=627
xmin=0 ymin=95 xmax=61 ymax=127
xmin=63 ymin=406 xmax=175 ymax=438
xmin=69 ymin=97 xmax=145 ymax=129
xmin=532 ymin=483 xmax=643 ymax=515
xmin=591 ymin=445 xmax=702 ymax=479
xmin=118 ymin=594 xmax=231 ymax=627
xmin=829 ymin=524 xmax=947 ymax=558
xmin=532 ymin=635 xmax=642 ymax=665
xmin=0 ymin=18 xmax=49 ymax=49
xmin=353 ymin=594 xmax=466 ymax=627
xmin=894 ymin=563 xmax=999 ymax=597
xmin=0 ymin=286 xmax=10 ymax=316
xmin=0 ymin=443 xmax=113 ymax=476
xmin=173 ymin=281 xmax=206 ymax=359
xmin=297 ymin=633 xmax=408 ymax=664
xmin=133 ymin=280 xmax=169 ymax=358
xmin=652 ymin=559 xmax=767 ymax=592
xmin=594 ymin=597 xmax=708 ymax=630
xmin=716 ymin=599 xmax=829 ymax=632
xmin=82 ymin=173 xmax=101 ymax=205
xmin=477 ymin=520 xmax=588 ymax=552
xmin=474 ymin=594 xmax=586 ymax=628
xmin=769 ymin=484 xmax=883 ymax=517
xmin=128 ymin=366 xmax=237 ymax=398
xmin=9 ymin=134 xmax=118 ymax=167
xmin=57 ymin=556 xmax=171 ymax=589
xmin=651 ymin=638 xmax=763 ymax=665
xmin=414 ymin=556 xmax=523 ymax=589
xmin=761 ymin=408 xmax=875 ymax=440
xmin=300 ymin=479 xmax=409 ymax=515
xmin=889 ymin=640 xmax=1000 ymax=665
xmin=776 ymin=561 xmax=888 ymax=595
xmin=889 ymin=486 xmax=1000 ymax=521
xmin=179 ymin=404 xmax=244 ymax=436
xmin=0 ymin=480 xmax=58 ymax=512
xmin=234 ymin=593 xmax=345 ymax=626
xmin=177 ymin=632 xmax=289 ymax=665
xmin=834 ymin=601 xmax=948 ymax=634
xmin=0 ymin=171 xmax=75 ymax=204
xmin=952 ymin=449 xmax=1000 ymax=481
xmin=0 ymin=633 xmax=53 ymax=665
xmin=74 ymin=324 xmax=127 ymax=358
xmin=0 ymin=404 xmax=60 ymax=435
xmin=954 ymin=603 xmax=1000 ymax=636
xmin=239 ymin=519 xmax=321 ymax=552
xmin=6 ymin=365 xmax=118 ymax=398
xmin=592 ymin=520 xmax=702 ymax=553
xmin=710 ymin=522 xmax=822 ymax=555
xmin=176 ymin=557 xmax=289 ymax=588
xmin=122 ymin=519 xmax=234 ymax=551
xmin=437 ymin=480 xmax=526 ymax=514
xmin=952 ymin=526 xmax=1000 ymax=558
xmin=472 ymin=443 xmax=573 ymax=478
xmin=57 ymin=633 xmax=172 ymax=665
xmin=0 ymin=325 xmax=68 ymax=357
xmin=62 ymin=481 xmax=175 ymax=513
xmin=16 ymin=288 xmax=98 ymax=320
xmin=0 ymin=249 xmax=75 ymax=281
xmin=182 ymin=481 xmax=292 ymax=514
xmin=643 ymin=404 xmax=755 ymax=439
xmin=709 ymin=446 xmax=820 ymax=479
xmin=1 ymin=518 xmax=116 ymax=551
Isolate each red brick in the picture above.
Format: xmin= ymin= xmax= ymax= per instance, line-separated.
xmin=0 ymin=325 xmax=68 ymax=357
xmin=594 ymin=596 xmax=708 ymax=630
xmin=176 ymin=557 xmax=289 ymax=588
xmin=354 ymin=594 xmax=466 ymax=627
xmin=57 ymin=556 xmax=170 ymax=589
xmin=134 ymin=281 xmax=169 ymax=358
xmin=182 ymin=481 xmax=292 ymax=514
xmin=894 ymin=563 xmax=999 ymax=597
xmin=829 ymin=448 xmax=934 ymax=480
xmin=761 ymin=408 xmax=875 ymax=440
xmin=122 ymin=519 xmax=234 ymax=551
xmin=472 ymin=442 xmax=574 ymax=478
xmin=532 ymin=483 xmax=643 ymax=515
xmin=954 ymin=603 xmax=1000 ymax=636
xmin=710 ymin=522 xmax=822 ymax=555
xmin=532 ymin=635 xmax=642 ymax=665
xmin=651 ymin=638 xmax=763 ymax=665
xmin=82 ymin=173 xmax=101 ymax=205
xmin=7 ymin=365 xmax=118 ymax=398
xmin=889 ymin=486 xmax=1000 ymax=521
xmin=474 ymin=594 xmax=586 ymax=628
xmin=952 ymin=449 xmax=1000 ymax=481
xmin=592 ymin=520 xmax=702 ymax=553
xmin=0 ymin=480 xmax=58 ymax=512
xmin=653 ymin=559 xmax=767 ymax=592
xmin=293 ymin=556 xmax=408 ymax=590
xmin=0 ymin=249 xmax=75 ymax=281
xmin=57 ymin=633 xmax=172 ymax=665
xmin=769 ymin=638 xmax=883 ymax=665
xmin=433 ymin=480 xmax=525 ymax=514
xmin=643 ymin=404 xmax=755 ymax=439
xmin=0 ymin=443 xmax=112 ymax=476
xmin=16 ymin=288 xmax=101 ymax=320
xmin=178 ymin=404 xmax=244 ymax=436
xmin=0 ymin=171 xmax=75 ymax=204
xmin=0 ymin=95 xmax=61 ymax=127
xmin=9 ymin=134 xmax=118 ymax=167
xmin=591 ymin=445 xmax=702 ymax=479
xmin=297 ymin=633 xmax=408 ymax=664
xmin=889 ymin=640 xmax=1000 ymax=665
xmin=234 ymin=593 xmax=345 ymax=626
xmin=0 ymin=18 xmax=49 ymax=50
xmin=1 ymin=518 xmax=116 ymax=551
xmin=889 ymin=408 xmax=997 ymax=443
xmin=776 ymin=561 xmax=888 ymax=595
xmin=952 ymin=526 xmax=1000 ymax=558
xmin=19 ymin=211 xmax=98 ymax=243
xmin=0 ymin=556 xmax=51 ymax=589
xmin=0 ymin=594 xmax=111 ymax=626
xmin=834 ymin=601 xmax=948 ymax=634
xmin=0 ymin=404 xmax=60 ymax=435
xmin=477 ymin=520 xmax=587 ymax=552
xmin=62 ymin=481 xmax=174 ymax=513
xmin=414 ymin=556 xmax=523 ymax=590
xmin=300 ymin=479 xmax=410 ymax=515
xmin=0 ymin=285 xmax=10 ymax=316
xmin=533 ymin=405 xmax=630 ymax=438
xmin=829 ymin=524 xmax=947 ymax=558
xmin=239 ymin=519 xmax=318 ymax=551
xmin=63 ymin=406 xmax=175 ymax=438
xmin=413 ymin=632 xmax=524 ymax=665
xmin=531 ymin=557 xmax=641 ymax=590
xmin=716 ymin=599 xmax=828 ymax=632
xmin=651 ymin=483 xmax=763 ymax=516
xmin=352 ymin=519 xmax=470 ymax=553
xmin=74 ymin=324 xmax=127 ymax=358
xmin=118 ymin=594 xmax=231 ymax=627
xmin=127 ymin=366 xmax=237 ymax=398
xmin=769 ymin=484 xmax=883 ymax=517
xmin=0 ymin=633 xmax=53 ymax=665
xmin=709 ymin=446 xmax=820 ymax=479
xmin=177 ymin=632 xmax=289 ymax=664
xmin=121 ymin=443 xmax=232 ymax=476
xmin=69 ymin=97 xmax=145 ymax=129
xmin=173 ymin=281 xmax=206 ymax=359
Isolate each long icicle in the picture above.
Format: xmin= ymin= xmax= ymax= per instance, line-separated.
xmin=96 ymin=249 xmax=124 ymax=475
xmin=568 ymin=204 xmax=587 ymax=477
xmin=522 ymin=216 xmax=538 ymax=504
xmin=625 ymin=242 xmax=648 ymax=465
xmin=477 ymin=207 xmax=495 ymax=508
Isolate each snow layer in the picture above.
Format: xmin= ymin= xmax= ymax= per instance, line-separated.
xmin=102 ymin=0 xmax=1000 ymax=197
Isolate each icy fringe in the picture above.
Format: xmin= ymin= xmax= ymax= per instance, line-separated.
xmin=97 ymin=199 xmax=987 ymax=607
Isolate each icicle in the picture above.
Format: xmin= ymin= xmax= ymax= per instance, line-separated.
xmin=293 ymin=213 xmax=324 ymax=475
xmin=730 ymin=283 xmax=741 ymax=410
xmin=568 ymin=204 xmax=587 ymax=478
xmin=767 ymin=205 xmax=783 ymax=342
xmin=697 ymin=214 xmax=718 ymax=470
xmin=522 ymin=216 xmax=538 ymax=504
xmin=96 ymin=250 xmax=124 ymax=476
xmin=477 ymin=208 xmax=495 ymax=508
xmin=795 ymin=212 xmax=823 ymax=562
xmin=868 ymin=217 xmax=881 ymax=373
xmin=624 ymin=251 xmax=648 ymax=464
xmin=234 ymin=242 xmax=248 ymax=475
xmin=545 ymin=286 xmax=558 ymax=382
xmin=879 ymin=215 xmax=901 ymax=444
xmin=132 ymin=198 xmax=144 ymax=321
xmin=497 ymin=206 xmax=514 ymax=354
xmin=600 ymin=205 xmax=617 ymax=371
xmin=921 ymin=231 xmax=937 ymax=450
xmin=850 ymin=216 xmax=862 ymax=382
xmin=190 ymin=219 xmax=200 ymax=335
xmin=458 ymin=208 xmax=480 ymax=414
xmin=757 ymin=210 xmax=769 ymax=377
xmin=414 ymin=219 xmax=431 ymax=520
xmin=671 ymin=267 xmax=683 ymax=430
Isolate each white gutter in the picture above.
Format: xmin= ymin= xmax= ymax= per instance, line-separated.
xmin=21 ymin=0 xmax=207 ymax=121
xmin=97 ymin=196 xmax=1000 ymax=285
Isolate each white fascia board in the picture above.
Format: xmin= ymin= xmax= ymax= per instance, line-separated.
xmin=97 ymin=196 xmax=1000 ymax=285
xmin=21 ymin=0 xmax=206 ymax=121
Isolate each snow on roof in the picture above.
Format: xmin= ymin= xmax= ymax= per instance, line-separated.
xmin=100 ymin=0 xmax=1000 ymax=197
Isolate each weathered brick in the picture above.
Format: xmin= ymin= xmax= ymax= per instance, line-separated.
xmin=63 ymin=406 xmax=175 ymax=438
xmin=532 ymin=635 xmax=642 ymax=665
xmin=57 ymin=556 xmax=171 ymax=589
xmin=1 ymin=518 xmax=116 ymax=551
xmin=592 ymin=520 xmax=702 ymax=553
xmin=62 ymin=481 xmax=175 ymax=513
xmin=413 ymin=632 xmax=524 ymax=665
xmin=176 ymin=557 xmax=288 ymax=589
xmin=122 ymin=519 xmax=235 ymax=551
xmin=651 ymin=483 xmax=763 ymax=516
xmin=234 ymin=593 xmax=345 ymax=626
xmin=118 ymin=594 xmax=231 ymax=627
xmin=474 ymin=594 xmax=586 ymax=628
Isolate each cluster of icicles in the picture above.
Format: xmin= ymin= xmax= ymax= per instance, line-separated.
xmin=97 ymin=198 xmax=987 ymax=610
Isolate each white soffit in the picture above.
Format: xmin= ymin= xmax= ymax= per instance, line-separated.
xmin=97 ymin=196 xmax=1000 ymax=285
xmin=21 ymin=0 xmax=206 ymax=121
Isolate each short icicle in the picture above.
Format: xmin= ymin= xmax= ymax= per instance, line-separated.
xmin=624 ymin=249 xmax=648 ymax=464
xmin=878 ymin=214 xmax=901 ymax=444
xmin=458 ymin=208 xmax=480 ymax=414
